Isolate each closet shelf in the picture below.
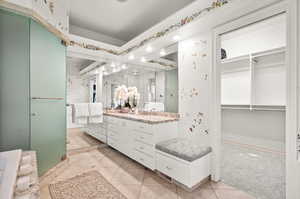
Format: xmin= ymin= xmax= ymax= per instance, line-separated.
xmin=221 ymin=104 xmax=286 ymax=111
xmin=221 ymin=47 xmax=286 ymax=64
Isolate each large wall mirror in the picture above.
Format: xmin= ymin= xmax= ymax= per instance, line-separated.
xmin=102 ymin=51 xmax=178 ymax=113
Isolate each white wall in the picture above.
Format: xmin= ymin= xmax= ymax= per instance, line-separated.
xmin=69 ymin=25 xmax=126 ymax=46
xmin=66 ymin=60 xmax=90 ymax=128
xmin=178 ymin=34 xmax=211 ymax=145
xmin=67 ymin=63 xmax=89 ymax=104
xmin=222 ymin=109 xmax=285 ymax=143
xmin=221 ymin=14 xmax=286 ymax=58
xmin=165 ymin=69 xmax=178 ymax=113
xmin=155 ymin=71 xmax=166 ymax=103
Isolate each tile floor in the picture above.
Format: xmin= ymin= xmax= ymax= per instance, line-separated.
xmin=67 ymin=128 xmax=102 ymax=151
xmin=40 ymin=129 xmax=256 ymax=199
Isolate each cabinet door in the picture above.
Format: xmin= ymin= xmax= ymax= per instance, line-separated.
xmin=0 ymin=9 xmax=30 ymax=151
xmin=30 ymin=20 xmax=66 ymax=175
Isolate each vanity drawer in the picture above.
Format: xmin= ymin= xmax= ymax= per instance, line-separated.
xmin=107 ymin=123 xmax=118 ymax=131
xmin=134 ymin=140 xmax=154 ymax=155
xmin=97 ymin=126 xmax=106 ymax=135
xmin=108 ymin=137 xmax=120 ymax=150
xmin=94 ymin=134 xmax=106 ymax=143
xmin=133 ymin=131 xmax=154 ymax=145
xmin=108 ymin=130 xmax=119 ymax=140
xmin=106 ymin=117 xmax=120 ymax=125
xmin=129 ymin=121 xmax=153 ymax=134
xmin=133 ymin=150 xmax=155 ymax=170
xmin=156 ymin=152 xmax=189 ymax=184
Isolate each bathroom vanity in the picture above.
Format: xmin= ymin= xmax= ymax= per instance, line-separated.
xmin=83 ymin=111 xmax=179 ymax=170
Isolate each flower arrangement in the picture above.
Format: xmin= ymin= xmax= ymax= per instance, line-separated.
xmin=114 ymin=85 xmax=140 ymax=111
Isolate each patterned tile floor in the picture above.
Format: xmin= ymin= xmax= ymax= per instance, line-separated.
xmin=39 ymin=129 xmax=256 ymax=199
xmin=67 ymin=128 xmax=102 ymax=151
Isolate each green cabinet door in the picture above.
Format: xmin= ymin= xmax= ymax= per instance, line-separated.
xmin=30 ymin=20 xmax=66 ymax=175
xmin=0 ymin=9 xmax=30 ymax=151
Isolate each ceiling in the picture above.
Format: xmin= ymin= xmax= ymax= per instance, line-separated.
xmin=69 ymin=0 xmax=196 ymax=43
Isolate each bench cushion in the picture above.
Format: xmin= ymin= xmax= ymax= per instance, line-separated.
xmin=155 ymin=138 xmax=212 ymax=162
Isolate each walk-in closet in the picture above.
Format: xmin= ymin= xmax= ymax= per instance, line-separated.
xmin=219 ymin=13 xmax=286 ymax=199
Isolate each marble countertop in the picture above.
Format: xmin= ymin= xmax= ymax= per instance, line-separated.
xmin=104 ymin=111 xmax=179 ymax=124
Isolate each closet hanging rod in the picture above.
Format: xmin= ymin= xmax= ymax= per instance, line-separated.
xmin=221 ymin=107 xmax=285 ymax=111
xmin=221 ymin=47 xmax=286 ymax=64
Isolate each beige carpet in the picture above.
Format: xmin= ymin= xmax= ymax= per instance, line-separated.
xmin=49 ymin=171 xmax=127 ymax=199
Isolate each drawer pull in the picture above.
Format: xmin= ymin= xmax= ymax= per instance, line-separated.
xmin=166 ymin=166 xmax=172 ymax=170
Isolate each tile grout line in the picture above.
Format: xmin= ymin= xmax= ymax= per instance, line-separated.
xmin=137 ymin=167 xmax=146 ymax=199
xmin=209 ymin=183 xmax=221 ymax=199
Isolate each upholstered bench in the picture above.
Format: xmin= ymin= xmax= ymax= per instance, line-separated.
xmin=155 ymin=138 xmax=212 ymax=189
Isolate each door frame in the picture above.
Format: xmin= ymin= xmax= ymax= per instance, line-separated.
xmin=210 ymin=1 xmax=299 ymax=198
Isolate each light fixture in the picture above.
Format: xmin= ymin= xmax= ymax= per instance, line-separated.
xmin=160 ymin=49 xmax=166 ymax=56
xmin=128 ymin=54 xmax=135 ymax=60
xmin=141 ymin=57 xmax=147 ymax=63
xmin=173 ymin=35 xmax=181 ymax=41
xmin=103 ymin=72 xmax=109 ymax=76
xmin=121 ymin=64 xmax=127 ymax=69
xmin=111 ymin=62 xmax=116 ymax=67
xmin=132 ymin=70 xmax=139 ymax=76
xmin=146 ymin=46 xmax=153 ymax=53
xmin=112 ymin=68 xmax=117 ymax=73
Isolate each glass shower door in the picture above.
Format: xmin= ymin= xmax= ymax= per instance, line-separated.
xmin=30 ymin=20 xmax=66 ymax=175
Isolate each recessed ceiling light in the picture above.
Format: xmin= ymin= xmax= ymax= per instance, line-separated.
xmin=173 ymin=35 xmax=181 ymax=41
xmin=121 ymin=64 xmax=127 ymax=69
xmin=141 ymin=57 xmax=147 ymax=63
xmin=132 ymin=70 xmax=139 ymax=76
xmin=112 ymin=68 xmax=117 ymax=73
xmin=160 ymin=49 xmax=166 ymax=56
xmin=128 ymin=54 xmax=135 ymax=60
xmin=146 ymin=46 xmax=153 ymax=52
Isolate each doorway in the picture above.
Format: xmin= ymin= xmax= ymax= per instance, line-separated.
xmin=213 ymin=8 xmax=287 ymax=199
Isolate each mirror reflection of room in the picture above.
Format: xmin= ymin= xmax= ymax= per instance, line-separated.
xmin=102 ymin=51 xmax=178 ymax=113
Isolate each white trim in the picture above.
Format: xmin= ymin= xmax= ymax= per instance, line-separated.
xmin=286 ymin=0 xmax=300 ymax=198
xmin=211 ymin=0 xmax=288 ymax=188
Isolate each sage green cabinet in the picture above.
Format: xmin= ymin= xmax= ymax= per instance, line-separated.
xmin=30 ymin=21 xmax=66 ymax=175
xmin=0 ymin=9 xmax=31 ymax=152
xmin=0 ymin=9 xmax=66 ymax=175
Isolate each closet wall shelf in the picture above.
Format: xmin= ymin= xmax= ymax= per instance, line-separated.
xmin=221 ymin=47 xmax=286 ymax=64
xmin=221 ymin=104 xmax=286 ymax=111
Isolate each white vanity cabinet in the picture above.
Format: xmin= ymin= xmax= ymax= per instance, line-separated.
xmin=84 ymin=120 xmax=107 ymax=144
xmin=105 ymin=116 xmax=178 ymax=170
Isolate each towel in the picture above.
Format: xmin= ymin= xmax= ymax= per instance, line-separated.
xmin=89 ymin=103 xmax=103 ymax=123
xmin=73 ymin=103 xmax=89 ymax=124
